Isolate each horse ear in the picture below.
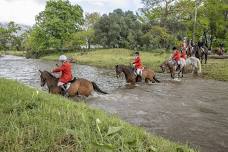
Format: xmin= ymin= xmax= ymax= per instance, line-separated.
xmin=115 ymin=65 xmax=118 ymax=68
xmin=39 ymin=70 xmax=42 ymax=73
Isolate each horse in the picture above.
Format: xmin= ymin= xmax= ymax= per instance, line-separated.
xmin=160 ymin=58 xmax=186 ymax=79
xmin=115 ymin=65 xmax=160 ymax=85
xmin=39 ymin=70 xmax=107 ymax=97
xmin=193 ymin=45 xmax=208 ymax=64
xmin=160 ymin=57 xmax=201 ymax=79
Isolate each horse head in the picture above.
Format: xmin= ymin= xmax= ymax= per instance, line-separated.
xmin=160 ymin=63 xmax=166 ymax=73
xmin=39 ymin=70 xmax=46 ymax=87
xmin=115 ymin=65 xmax=123 ymax=78
xmin=39 ymin=70 xmax=57 ymax=87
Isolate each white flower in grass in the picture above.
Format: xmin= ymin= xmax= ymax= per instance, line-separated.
xmin=96 ymin=118 xmax=101 ymax=124
xmin=36 ymin=90 xmax=39 ymax=95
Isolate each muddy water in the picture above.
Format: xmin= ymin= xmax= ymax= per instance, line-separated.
xmin=0 ymin=55 xmax=228 ymax=152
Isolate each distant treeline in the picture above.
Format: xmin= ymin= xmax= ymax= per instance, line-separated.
xmin=0 ymin=0 xmax=227 ymax=54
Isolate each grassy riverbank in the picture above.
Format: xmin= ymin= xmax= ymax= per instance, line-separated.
xmin=0 ymin=78 xmax=195 ymax=152
xmin=41 ymin=48 xmax=228 ymax=81
xmin=41 ymin=48 xmax=170 ymax=72
xmin=0 ymin=51 xmax=26 ymax=57
xmin=202 ymin=59 xmax=228 ymax=81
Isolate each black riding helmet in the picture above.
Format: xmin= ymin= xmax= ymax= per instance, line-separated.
xmin=135 ymin=52 xmax=139 ymax=55
xmin=172 ymin=47 xmax=177 ymax=50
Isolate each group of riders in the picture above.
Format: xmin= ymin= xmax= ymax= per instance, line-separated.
xmin=51 ymin=38 xmax=224 ymax=96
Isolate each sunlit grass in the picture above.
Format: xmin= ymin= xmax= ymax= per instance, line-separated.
xmin=0 ymin=50 xmax=26 ymax=57
xmin=0 ymin=78 xmax=196 ymax=152
xmin=41 ymin=48 xmax=170 ymax=72
xmin=202 ymin=59 xmax=228 ymax=81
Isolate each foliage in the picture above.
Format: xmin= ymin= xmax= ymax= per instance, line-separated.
xmin=94 ymin=9 xmax=143 ymax=49
xmin=141 ymin=26 xmax=177 ymax=50
xmin=26 ymin=0 xmax=83 ymax=51
xmin=0 ymin=21 xmax=22 ymax=51
xmin=0 ymin=78 xmax=195 ymax=151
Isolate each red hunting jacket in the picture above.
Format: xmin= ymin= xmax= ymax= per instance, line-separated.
xmin=133 ymin=56 xmax=143 ymax=69
xmin=172 ymin=50 xmax=181 ymax=62
xmin=181 ymin=50 xmax=187 ymax=60
xmin=52 ymin=62 xmax=73 ymax=83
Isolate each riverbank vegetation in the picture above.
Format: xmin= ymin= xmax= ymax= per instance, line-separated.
xmin=41 ymin=48 xmax=170 ymax=71
xmin=202 ymin=59 xmax=228 ymax=81
xmin=0 ymin=78 xmax=196 ymax=152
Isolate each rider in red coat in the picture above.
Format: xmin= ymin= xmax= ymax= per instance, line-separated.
xmin=172 ymin=47 xmax=181 ymax=70
xmin=133 ymin=52 xmax=143 ymax=76
xmin=172 ymin=47 xmax=181 ymax=63
xmin=181 ymin=44 xmax=187 ymax=60
xmin=52 ymin=55 xmax=73 ymax=95
xmin=181 ymin=49 xmax=187 ymax=60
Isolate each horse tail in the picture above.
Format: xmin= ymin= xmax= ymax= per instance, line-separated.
xmin=197 ymin=58 xmax=202 ymax=73
xmin=153 ymin=76 xmax=160 ymax=83
xmin=91 ymin=82 xmax=108 ymax=94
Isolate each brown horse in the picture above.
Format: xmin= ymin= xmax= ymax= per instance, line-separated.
xmin=160 ymin=60 xmax=176 ymax=79
xmin=115 ymin=65 xmax=160 ymax=85
xmin=39 ymin=70 xmax=107 ymax=97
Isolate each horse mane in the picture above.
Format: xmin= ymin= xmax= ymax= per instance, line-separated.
xmin=43 ymin=70 xmax=57 ymax=79
xmin=117 ymin=64 xmax=133 ymax=73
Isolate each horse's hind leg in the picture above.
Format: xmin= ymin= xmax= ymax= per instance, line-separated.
xmin=145 ymin=78 xmax=149 ymax=84
xmin=205 ymin=54 xmax=208 ymax=64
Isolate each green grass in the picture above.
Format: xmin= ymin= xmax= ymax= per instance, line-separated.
xmin=0 ymin=51 xmax=26 ymax=57
xmin=202 ymin=59 xmax=228 ymax=81
xmin=0 ymin=78 xmax=196 ymax=152
xmin=41 ymin=48 xmax=170 ymax=72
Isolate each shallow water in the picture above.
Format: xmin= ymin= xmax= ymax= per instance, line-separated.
xmin=0 ymin=55 xmax=228 ymax=152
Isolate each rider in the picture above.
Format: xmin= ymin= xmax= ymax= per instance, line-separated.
xmin=133 ymin=52 xmax=143 ymax=76
xmin=52 ymin=55 xmax=73 ymax=96
xmin=172 ymin=47 xmax=181 ymax=70
xmin=181 ymin=43 xmax=187 ymax=60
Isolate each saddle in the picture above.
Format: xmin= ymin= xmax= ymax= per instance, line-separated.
xmin=62 ymin=77 xmax=77 ymax=91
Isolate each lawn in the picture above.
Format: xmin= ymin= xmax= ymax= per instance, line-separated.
xmin=0 ymin=78 xmax=196 ymax=152
xmin=202 ymin=59 xmax=228 ymax=81
xmin=41 ymin=48 xmax=170 ymax=72
xmin=0 ymin=50 xmax=26 ymax=57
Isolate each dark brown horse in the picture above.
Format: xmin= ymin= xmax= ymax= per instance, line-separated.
xmin=39 ymin=70 xmax=107 ymax=97
xmin=115 ymin=65 xmax=160 ymax=85
xmin=193 ymin=45 xmax=208 ymax=64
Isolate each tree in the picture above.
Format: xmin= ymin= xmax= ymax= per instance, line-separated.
xmin=94 ymin=9 xmax=143 ymax=49
xmin=83 ymin=12 xmax=100 ymax=49
xmin=0 ymin=21 xmax=21 ymax=51
xmin=34 ymin=0 xmax=83 ymax=50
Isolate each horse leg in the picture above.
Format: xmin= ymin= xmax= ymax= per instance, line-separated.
xmin=171 ymin=72 xmax=174 ymax=79
xmin=145 ymin=78 xmax=149 ymax=84
xmin=205 ymin=54 xmax=208 ymax=64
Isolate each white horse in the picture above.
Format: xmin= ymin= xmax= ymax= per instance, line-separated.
xmin=186 ymin=56 xmax=202 ymax=74
xmin=161 ymin=56 xmax=202 ymax=79
xmin=179 ymin=57 xmax=202 ymax=76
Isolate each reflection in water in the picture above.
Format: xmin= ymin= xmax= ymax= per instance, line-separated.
xmin=0 ymin=55 xmax=228 ymax=152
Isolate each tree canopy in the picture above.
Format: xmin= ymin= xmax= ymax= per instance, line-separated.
xmin=1 ymin=0 xmax=227 ymax=52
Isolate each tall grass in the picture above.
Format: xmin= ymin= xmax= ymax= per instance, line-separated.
xmin=0 ymin=78 xmax=196 ymax=152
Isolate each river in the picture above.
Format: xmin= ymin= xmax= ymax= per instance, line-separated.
xmin=0 ymin=55 xmax=228 ymax=152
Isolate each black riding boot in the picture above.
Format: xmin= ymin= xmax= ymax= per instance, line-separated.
xmin=60 ymin=85 xmax=68 ymax=97
xmin=176 ymin=64 xmax=180 ymax=71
